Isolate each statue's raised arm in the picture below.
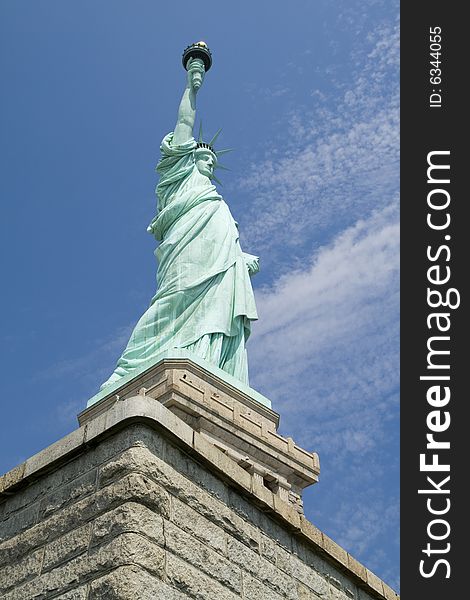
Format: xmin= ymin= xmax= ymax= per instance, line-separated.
xmin=173 ymin=57 xmax=205 ymax=146
xmin=173 ymin=42 xmax=212 ymax=145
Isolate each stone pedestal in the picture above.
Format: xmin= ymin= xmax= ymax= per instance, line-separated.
xmin=0 ymin=360 xmax=398 ymax=600
xmin=79 ymin=358 xmax=320 ymax=515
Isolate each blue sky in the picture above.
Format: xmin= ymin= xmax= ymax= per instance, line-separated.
xmin=0 ymin=0 xmax=399 ymax=590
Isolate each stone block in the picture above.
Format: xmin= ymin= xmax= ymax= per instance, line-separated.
xmin=297 ymin=581 xmax=325 ymax=599
xmin=289 ymin=553 xmax=329 ymax=597
xmin=347 ymin=553 xmax=367 ymax=582
xmin=91 ymin=501 xmax=164 ymax=547
xmin=227 ymin=536 xmax=296 ymax=599
xmin=99 ymin=443 xmax=182 ymax=492
xmin=242 ymin=572 xmax=286 ymax=600
xmin=1 ymin=577 xmax=44 ymax=600
xmin=255 ymin=511 xmax=294 ymax=553
xmin=97 ymin=471 xmax=171 ymax=519
xmin=0 ymin=519 xmax=42 ymax=565
xmin=193 ymin=431 xmax=251 ymax=492
xmin=171 ymin=496 xmax=226 ymax=554
xmin=358 ymin=588 xmax=379 ymax=600
xmin=0 ymin=501 xmax=40 ymax=543
xmin=382 ymin=582 xmax=400 ymax=600
xmin=250 ymin=475 xmax=276 ymax=509
xmin=42 ymin=523 xmax=92 ymax=572
xmin=261 ymin=535 xmax=297 ymax=577
xmin=275 ymin=542 xmax=294 ymax=574
xmin=299 ymin=516 xmax=324 ymax=548
xmin=38 ymin=469 xmax=97 ymax=520
xmin=97 ymin=422 xmax=165 ymax=458
xmin=0 ymin=470 xmax=170 ymax=569
xmin=1 ymin=463 xmax=95 ymax=522
xmin=321 ymin=533 xmax=349 ymax=569
xmin=260 ymin=532 xmax=278 ymax=564
xmin=166 ymin=552 xmax=240 ymax=600
xmin=104 ymin=396 xmax=194 ymax=450
xmin=23 ymin=426 xmax=85 ymax=479
xmin=106 ymin=445 xmax=176 ymax=492
xmin=22 ymin=532 xmax=166 ymax=598
xmin=55 ymin=587 xmax=89 ymax=599
xmin=0 ymin=546 xmax=44 ymax=595
xmin=90 ymin=532 xmax=165 ymax=578
xmin=85 ymin=422 xmax=164 ymax=468
xmin=36 ymin=553 xmax=87 ymax=597
xmin=329 ymin=584 xmax=356 ymax=600
xmin=212 ymin=503 xmax=260 ymax=550
xmin=99 ymin=447 xmax=146 ymax=487
xmin=89 ymin=565 xmax=190 ymax=599
xmin=166 ymin=439 xmax=229 ymax=503
xmin=292 ymin=539 xmax=330 ymax=579
xmin=273 ymin=493 xmax=302 ymax=530
xmin=0 ymin=463 xmax=25 ymax=495
xmin=164 ymin=520 xmax=241 ymax=593
xmin=1 ymin=423 xmax=165 ymax=525
xmin=227 ymin=488 xmax=263 ymax=530
xmin=83 ymin=408 xmax=110 ymax=445
xmin=366 ymin=568 xmax=385 ymax=597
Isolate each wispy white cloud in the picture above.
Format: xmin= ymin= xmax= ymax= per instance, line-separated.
xmin=249 ymin=202 xmax=399 ymax=448
xmin=237 ymin=19 xmax=399 ymax=275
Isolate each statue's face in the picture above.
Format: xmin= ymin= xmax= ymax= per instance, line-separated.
xmin=195 ymin=150 xmax=216 ymax=178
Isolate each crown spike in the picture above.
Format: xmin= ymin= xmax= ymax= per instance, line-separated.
xmin=215 ymin=148 xmax=234 ymax=157
xmin=211 ymin=173 xmax=223 ymax=186
xmin=198 ymin=121 xmax=204 ymax=142
xmin=215 ymin=163 xmax=230 ymax=171
xmin=209 ymin=127 xmax=223 ymax=147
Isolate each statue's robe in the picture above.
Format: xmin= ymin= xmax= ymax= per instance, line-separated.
xmin=101 ymin=133 xmax=258 ymax=388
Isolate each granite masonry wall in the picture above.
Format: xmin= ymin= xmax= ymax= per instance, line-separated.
xmin=0 ymin=398 xmax=398 ymax=600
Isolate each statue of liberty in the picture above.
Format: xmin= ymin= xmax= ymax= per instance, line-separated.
xmin=101 ymin=42 xmax=259 ymax=390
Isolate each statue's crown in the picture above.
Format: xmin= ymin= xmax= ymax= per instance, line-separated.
xmin=196 ymin=141 xmax=215 ymax=154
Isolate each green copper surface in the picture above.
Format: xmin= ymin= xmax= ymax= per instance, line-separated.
xmin=100 ymin=49 xmax=259 ymax=391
